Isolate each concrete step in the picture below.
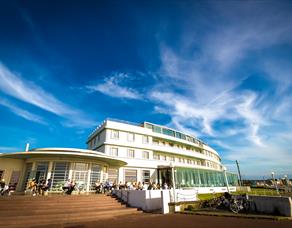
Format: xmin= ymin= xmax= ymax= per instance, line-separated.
xmin=0 ymin=195 xmax=113 ymax=201
xmin=0 ymin=204 xmax=126 ymax=216
xmin=1 ymin=208 xmax=141 ymax=226
xmin=0 ymin=204 xmax=123 ymax=212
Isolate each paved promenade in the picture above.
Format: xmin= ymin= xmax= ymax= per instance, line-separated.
xmin=35 ymin=213 xmax=292 ymax=228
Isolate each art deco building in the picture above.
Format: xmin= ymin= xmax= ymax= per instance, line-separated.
xmin=0 ymin=118 xmax=238 ymax=193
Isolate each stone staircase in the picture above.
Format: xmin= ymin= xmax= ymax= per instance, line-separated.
xmin=0 ymin=194 xmax=141 ymax=227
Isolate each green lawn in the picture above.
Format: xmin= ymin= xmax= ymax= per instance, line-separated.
xmin=198 ymin=188 xmax=292 ymax=200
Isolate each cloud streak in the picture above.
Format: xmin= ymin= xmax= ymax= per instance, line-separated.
xmin=0 ymin=62 xmax=95 ymax=127
xmin=86 ymin=73 xmax=142 ymax=100
xmin=0 ymin=98 xmax=46 ymax=125
xmin=146 ymin=2 xmax=292 ymax=176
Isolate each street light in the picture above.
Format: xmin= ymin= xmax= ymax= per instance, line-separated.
xmin=271 ymin=171 xmax=279 ymax=194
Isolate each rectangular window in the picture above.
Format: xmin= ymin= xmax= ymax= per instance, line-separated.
xmin=127 ymin=149 xmax=135 ymax=158
xmin=142 ymin=151 xmax=149 ymax=159
xmin=153 ymin=153 xmax=160 ymax=160
xmin=142 ymin=135 xmax=149 ymax=144
xmin=153 ymin=125 xmax=162 ymax=133
xmin=153 ymin=139 xmax=159 ymax=145
xmin=110 ymin=147 xmax=118 ymax=156
xmin=124 ymin=169 xmax=137 ymax=182
xmin=162 ymin=128 xmax=175 ymax=137
xmin=187 ymin=159 xmax=192 ymax=164
xmin=179 ymin=158 xmax=182 ymax=163
xmin=127 ymin=133 xmax=135 ymax=142
xmin=145 ymin=123 xmax=153 ymax=129
xmin=111 ymin=130 xmax=119 ymax=139
xmin=161 ymin=155 xmax=167 ymax=161
xmin=108 ymin=168 xmax=118 ymax=183
xmin=51 ymin=162 xmax=69 ymax=191
xmin=90 ymin=164 xmax=101 ymax=190
xmin=169 ymin=156 xmax=175 ymax=161
xmin=175 ymin=132 xmax=182 ymax=139
xmin=142 ymin=170 xmax=150 ymax=183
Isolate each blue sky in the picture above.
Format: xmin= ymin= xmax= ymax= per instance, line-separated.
xmin=0 ymin=0 xmax=292 ymax=179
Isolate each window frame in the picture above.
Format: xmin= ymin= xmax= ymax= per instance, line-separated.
xmin=127 ymin=149 xmax=135 ymax=158
xmin=127 ymin=132 xmax=135 ymax=142
xmin=142 ymin=151 xmax=149 ymax=159
xmin=110 ymin=147 xmax=118 ymax=156
xmin=111 ymin=130 xmax=119 ymax=139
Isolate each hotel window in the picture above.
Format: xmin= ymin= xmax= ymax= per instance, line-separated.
xmin=153 ymin=139 xmax=159 ymax=145
xmin=153 ymin=125 xmax=162 ymax=133
xmin=142 ymin=151 xmax=149 ymax=159
xmin=153 ymin=153 xmax=160 ymax=160
xmin=111 ymin=130 xmax=119 ymax=139
xmin=197 ymin=160 xmax=201 ymax=166
xmin=187 ymin=159 xmax=192 ymax=164
xmin=51 ymin=162 xmax=69 ymax=191
xmin=142 ymin=170 xmax=150 ymax=183
xmin=110 ymin=147 xmax=118 ymax=156
xmin=169 ymin=156 xmax=175 ymax=161
xmin=97 ymin=134 xmax=100 ymax=142
xmin=162 ymin=128 xmax=175 ymax=137
xmin=108 ymin=168 xmax=118 ymax=183
xmin=179 ymin=158 xmax=182 ymax=163
xmin=127 ymin=133 xmax=135 ymax=142
xmin=127 ymin=149 xmax=135 ymax=158
xmin=124 ymin=169 xmax=137 ymax=182
xmin=162 ymin=155 xmax=167 ymax=161
xmin=142 ymin=135 xmax=149 ymax=144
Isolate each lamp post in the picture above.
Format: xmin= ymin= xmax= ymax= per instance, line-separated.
xmin=223 ymin=166 xmax=230 ymax=193
xmin=271 ymin=171 xmax=279 ymax=194
xmin=284 ymin=175 xmax=289 ymax=192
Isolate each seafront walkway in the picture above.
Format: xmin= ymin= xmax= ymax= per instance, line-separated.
xmin=0 ymin=194 xmax=141 ymax=227
xmin=26 ymin=213 xmax=292 ymax=228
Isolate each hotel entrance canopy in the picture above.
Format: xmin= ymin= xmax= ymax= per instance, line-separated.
xmin=0 ymin=148 xmax=127 ymax=166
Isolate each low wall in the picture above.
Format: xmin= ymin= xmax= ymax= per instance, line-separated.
xmin=181 ymin=186 xmax=236 ymax=194
xmin=112 ymin=189 xmax=199 ymax=213
xmin=112 ymin=190 xmax=162 ymax=212
xmin=236 ymin=186 xmax=251 ymax=192
xmin=249 ymin=195 xmax=292 ymax=217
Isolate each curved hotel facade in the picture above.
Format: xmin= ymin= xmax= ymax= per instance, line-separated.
xmin=0 ymin=119 xmax=238 ymax=193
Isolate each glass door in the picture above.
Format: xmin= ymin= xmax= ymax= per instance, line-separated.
xmin=71 ymin=163 xmax=89 ymax=191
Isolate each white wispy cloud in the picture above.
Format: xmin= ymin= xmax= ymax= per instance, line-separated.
xmin=0 ymin=98 xmax=46 ymax=125
xmin=147 ymin=2 xmax=292 ymax=176
xmin=0 ymin=62 xmax=74 ymax=116
xmin=0 ymin=63 xmax=95 ymax=127
xmin=86 ymin=73 xmax=142 ymax=100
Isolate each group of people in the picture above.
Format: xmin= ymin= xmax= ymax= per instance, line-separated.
xmin=62 ymin=179 xmax=76 ymax=195
xmin=94 ymin=180 xmax=171 ymax=193
xmin=0 ymin=179 xmax=10 ymax=196
xmin=27 ymin=178 xmax=52 ymax=196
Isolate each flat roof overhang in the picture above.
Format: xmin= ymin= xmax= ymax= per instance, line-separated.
xmin=0 ymin=148 xmax=127 ymax=167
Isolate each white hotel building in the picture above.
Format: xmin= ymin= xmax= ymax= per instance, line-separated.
xmin=87 ymin=119 xmax=237 ymax=189
xmin=0 ymin=118 xmax=238 ymax=193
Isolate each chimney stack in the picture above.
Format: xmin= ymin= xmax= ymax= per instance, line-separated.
xmin=25 ymin=143 xmax=30 ymax=152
